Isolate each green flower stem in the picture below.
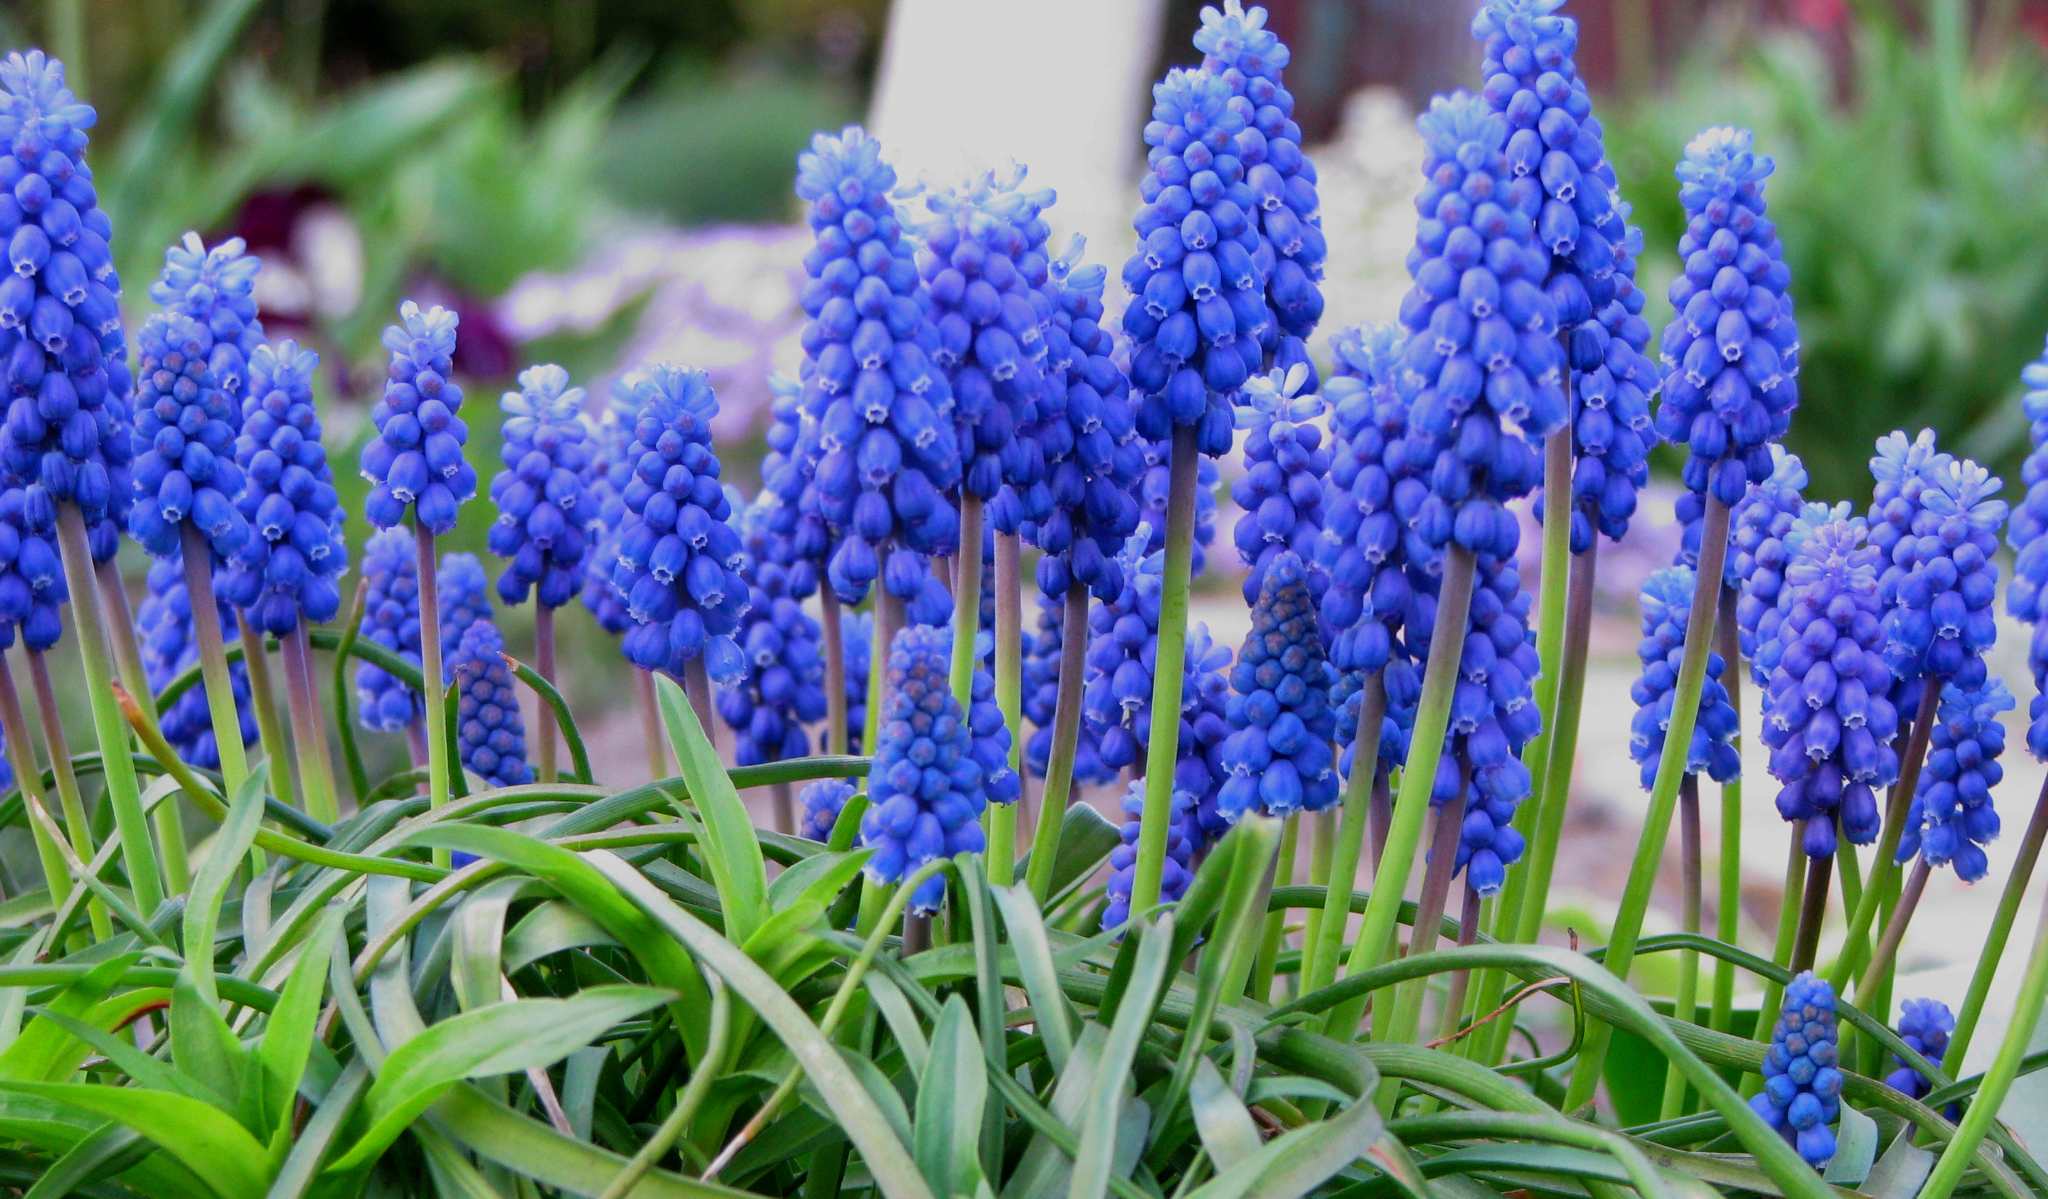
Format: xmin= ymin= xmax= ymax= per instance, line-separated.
xmin=1301 ymin=807 xmax=1336 ymax=984
xmin=328 ymin=577 xmax=372 ymax=802
xmin=769 ymin=780 xmax=795 ymax=835
xmin=1324 ymin=544 xmax=1477 ymax=1041
xmin=1743 ymin=835 xmax=1811 ymax=1098
xmin=1563 ymin=493 xmax=1728 ymax=1113
xmin=1370 ymin=772 xmax=1392 ymax=868
xmin=1023 ymin=581 xmax=1088 ymax=903
xmin=1945 ymin=773 xmax=2048 ymax=1073
xmin=1438 ymin=882 xmax=1484 ymax=1042
xmin=414 ymin=524 xmax=450 ymax=866
xmin=1827 ymin=678 xmax=1941 ymax=994
xmin=864 ymin=581 xmax=903 ymax=756
xmin=1373 ymin=785 xmax=1466 ymax=1078
xmin=948 ymin=494 xmax=984 ymax=712
xmin=56 ymin=506 xmax=161 ymax=918
xmin=237 ymin=611 xmax=296 ymax=815
xmin=1248 ymin=813 xmax=1299 ymax=1002
xmin=28 ymin=648 xmax=105 ymax=940
xmin=0 ymin=649 xmax=72 ymax=918
xmin=1837 ymin=840 xmax=1865 ymax=920
xmin=634 ymin=669 xmax=667 ymax=782
xmin=97 ymin=559 xmax=188 ymax=892
xmin=533 ymin=603 xmax=559 ymax=782
xmin=1923 ymin=886 xmax=2048 ymax=1198
xmin=1130 ymin=424 xmax=1201 ymax=918
xmin=280 ymin=624 xmax=341 ymax=825
xmin=1660 ymin=772 xmax=1705 ymax=1119
xmin=1303 ymin=677 xmax=1381 ymax=1004
xmin=1711 ymin=585 xmax=1743 ymax=1038
xmin=989 ymin=531 xmax=1022 ymax=887
xmin=820 ymin=587 xmax=848 ymax=756
xmin=178 ymin=525 xmax=252 ymax=815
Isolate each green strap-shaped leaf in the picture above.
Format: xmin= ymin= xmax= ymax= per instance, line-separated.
xmin=1188 ymin=1058 xmax=1261 ymax=1174
xmin=257 ymin=911 xmax=341 ymax=1160
xmin=1070 ymin=913 xmax=1173 ymax=1199
xmin=989 ymin=882 xmax=1075 ymax=1072
xmin=0 ymin=1080 xmax=269 ymax=1197
xmin=1184 ymin=1086 xmax=1386 ymax=1199
xmin=654 ymin=676 xmax=768 ymax=948
xmin=914 ymin=995 xmax=989 ymax=1197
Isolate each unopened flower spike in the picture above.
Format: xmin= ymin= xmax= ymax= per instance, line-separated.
xmin=221 ymin=340 xmax=346 ymax=634
xmin=489 ymin=363 xmax=596 ymax=609
xmin=355 ymin=526 xmax=424 ymax=732
xmin=1885 ymin=998 xmax=1956 ymax=1106
xmin=2009 ymin=337 xmax=2048 ymax=756
xmin=1896 ymin=676 xmax=2010 ymax=883
xmin=717 ymin=494 xmax=827 ymax=766
xmin=1657 ymin=126 xmax=1800 ymax=508
xmin=1230 ymin=364 xmax=1329 ymax=606
xmin=1748 ymin=497 xmax=1852 ymax=689
xmin=858 ymin=624 xmax=988 ymax=913
xmin=1218 ymin=550 xmax=1337 ymax=821
xmin=446 ymin=619 xmax=532 ymax=788
xmin=1630 ymin=565 xmax=1740 ymax=789
xmin=360 ymin=300 xmax=475 ymax=533
xmin=138 ymin=557 xmax=256 ymax=769
xmin=1749 ymin=971 xmax=1843 ymax=1168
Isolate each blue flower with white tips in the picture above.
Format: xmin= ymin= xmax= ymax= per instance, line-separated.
xmin=489 ymin=364 xmax=596 ymax=609
xmin=1656 ymin=127 xmax=1800 ymax=507
xmin=801 ymin=778 xmax=855 ymax=842
xmin=447 ymin=620 xmax=532 ymax=788
xmin=1886 ymin=998 xmax=1955 ymax=1105
xmin=1724 ymin=446 xmax=1809 ymax=663
xmin=138 ymin=557 xmax=256 ymax=770
xmin=1083 ymin=527 xmax=1166 ymax=773
xmin=0 ymin=485 xmax=66 ymax=651
xmin=222 ymin=340 xmax=346 ymax=635
xmin=718 ymin=495 xmax=827 ymax=766
xmin=1231 ymin=364 xmax=1328 ymax=606
xmin=1630 ymin=566 xmax=1740 ymax=789
xmin=360 ymin=301 xmax=475 ymax=533
xmin=126 ymin=310 xmax=249 ymax=561
xmin=355 ymin=527 xmax=423 ymax=732
xmin=1218 ymin=551 xmax=1336 ymax=821
xmin=1750 ymin=971 xmax=1843 ymax=1168
xmin=1868 ymin=434 xmax=2003 ymax=689
xmin=858 ymin=625 xmax=987 ymax=912
xmin=150 ymin=233 xmax=262 ymax=396
xmin=1897 ymin=677 xmax=2010 ymax=883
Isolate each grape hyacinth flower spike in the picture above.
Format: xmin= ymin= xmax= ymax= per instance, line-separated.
xmin=446 ymin=619 xmax=533 ymax=789
xmin=1629 ymin=566 xmax=1741 ymax=791
xmin=859 ymin=625 xmax=988 ymax=915
xmin=1230 ymin=363 xmax=1329 ymax=607
xmin=1750 ymin=971 xmax=1843 ymax=1168
xmin=0 ymin=481 xmax=69 ymax=908
xmin=720 ymin=493 xmax=828 ymax=831
xmin=800 ymin=778 xmax=856 ymax=843
xmin=1885 ymin=997 xmax=1955 ymax=1107
xmin=1218 ymin=550 xmax=1335 ymax=822
xmin=354 ymin=526 xmax=425 ymax=749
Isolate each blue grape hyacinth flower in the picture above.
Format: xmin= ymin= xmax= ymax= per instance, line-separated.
xmin=489 ymin=363 xmax=596 ymax=609
xmin=126 ymin=309 xmax=249 ymax=562
xmin=138 ymin=556 xmax=256 ymax=770
xmin=1868 ymin=434 xmax=2004 ymax=690
xmin=1656 ymin=127 xmax=1800 ymax=508
xmin=1885 ymin=998 xmax=1955 ymax=1105
xmin=756 ymin=371 xmax=826 ymax=597
xmin=1897 ymin=677 xmax=2011 ymax=883
xmin=606 ymin=365 xmax=748 ymax=684
xmin=793 ymin=127 xmax=960 ymax=606
xmin=222 ymin=340 xmax=345 ymax=635
xmin=447 ymin=619 xmax=532 ymax=788
xmin=150 ymin=232 xmax=262 ymax=398
xmin=2011 ymin=340 xmax=2048 ymax=756
xmin=858 ymin=624 xmax=987 ymax=913
xmin=800 ymin=778 xmax=855 ymax=842
xmin=1122 ymin=66 xmax=1271 ymax=456
xmin=1629 ymin=565 xmax=1740 ymax=789
xmin=0 ymin=484 xmax=66 ymax=652
xmin=1083 ymin=527 xmax=1167 ymax=774
xmin=360 ymin=301 xmax=475 ymax=533
xmin=579 ymin=399 xmax=634 ymax=638
xmin=1760 ymin=518 xmax=1899 ymax=857
xmin=1231 ymin=364 xmax=1329 ymax=606
xmin=718 ymin=495 xmax=827 ymax=766
xmin=1725 ymin=445 xmax=1810 ymax=663
xmin=355 ymin=527 xmax=424 ymax=732
xmin=1750 ymin=971 xmax=1843 ymax=1168
xmin=438 ymin=551 xmax=493 ymax=649
xmin=1395 ymin=92 xmax=1569 ymax=559
xmin=1218 ymin=550 xmax=1336 ymax=821
xmin=965 ymin=645 xmax=1020 ymax=809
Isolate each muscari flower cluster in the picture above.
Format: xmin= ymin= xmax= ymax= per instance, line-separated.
xmin=222 ymin=340 xmax=346 ymax=634
xmin=859 ymin=625 xmax=988 ymax=913
xmin=1629 ymin=565 xmax=1740 ymax=788
xmin=800 ymin=778 xmax=855 ymax=843
xmin=840 ymin=608 xmax=872 ymax=754
xmin=1885 ymin=997 xmax=1955 ymax=1105
xmin=718 ymin=495 xmax=828 ymax=766
xmin=1725 ymin=446 xmax=1810 ymax=663
xmin=138 ymin=557 xmax=255 ymax=770
xmin=360 ymin=301 xmax=475 ymax=533
xmin=1218 ymin=551 xmax=1336 ymax=821
xmin=1868 ymin=433 xmax=2003 ymax=693
xmin=1230 ymin=365 xmax=1328 ymax=606
xmin=0 ymin=485 xmax=63 ymax=651
xmin=447 ymin=619 xmax=532 ymax=788
xmin=1656 ymin=127 xmax=1799 ymax=507
xmin=1083 ymin=529 xmax=1167 ymax=773
xmin=1897 ymin=677 xmax=2010 ymax=883
xmin=127 ymin=296 xmax=252 ymax=561
xmin=793 ymin=127 xmax=961 ymax=604
xmin=2008 ymin=338 xmax=2048 ymax=755
xmin=606 ymin=366 xmax=748 ymax=683
xmin=756 ymin=372 xmax=826 ymax=597
xmin=1750 ymin=971 xmax=1843 ymax=1168
xmin=580 ymin=401 xmax=634 ymax=638
xmin=1192 ymin=1 xmax=1325 ymax=372
xmin=1122 ymin=66 xmax=1271 ymax=456
xmin=489 ymin=363 xmax=596 ymax=608
xmin=355 ymin=527 xmax=424 ymax=732
xmin=1760 ymin=519 xmax=1899 ymax=857
xmin=1473 ymin=0 xmax=1656 ymax=553
xmin=439 ymin=551 xmax=494 ymax=648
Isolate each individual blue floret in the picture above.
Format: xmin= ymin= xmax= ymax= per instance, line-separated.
xmin=359 ymin=300 xmax=475 ymax=533
xmin=1897 ymin=677 xmax=2010 ymax=883
xmin=800 ymin=778 xmax=856 ymax=843
xmin=489 ymin=363 xmax=597 ymax=609
xmin=138 ymin=556 xmax=256 ymax=770
xmin=126 ymin=310 xmax=249 ymax=561
xmin=446 ymin=620 xmax=532 ymax=788
xmin=718 ymin=495 xmax=827 ymax=766
xmin=221 ymin=340 xmax=346 ymax=634
xmin=1218 ymin=550 xmax=1337 ymax=821
xmin=1750 ymin=971 xmax=1842 ymax=1168
xmin=1629 ymin=565 xmax=1741 ymax=789
xmin=0 ymin=485 xmax=66 ymax=651
xmin=1885 ymin=998 xmax=1955 ymax=1105
xmin=1231 ymin=364 xmax=1328 ymax=607
xmin=355 ymin=527 xmax=424 ymax=732
xmin=858 ymin=624 xmax=988 ymax=913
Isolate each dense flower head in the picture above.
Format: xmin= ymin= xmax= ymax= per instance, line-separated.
xmin=1218 ymin=551 xmax=1337 ymax=820
xmin=138 ymin=556 xmax=255 ymax=770
xmin=1866 ymin=433 xmax=2004 ymax=687
xmin=1193 ymin=2 xmax=1325 ymax=365
xmin=1760 ymin=518 xmax=1899 ymax=858
xmin=0 ymin=52 xmax=132 ymax=527
xmin=438 ymin=551 xmax=494 ymax=648
xmin=717 ymin=495 xmax=827 ymax=766
xmin=1885 ymin=998 xmax=1955 ymax=1104
xmin=1320 ymin=324 xmax=1428 ymax=674
xmin=1121 ymin=65 xmax=1271 ymax=456
xmin=1231 ymin=364 xmax=1329 ymax=605
xmin=606 ymin=365 xmax=749 ymax=683
xmin=755 ymin=372 xmax=825 ymax=597
xmin=1006 ymin=240 xmax=1145 ymax=602
xmin=2010 ymin=340 xmax=2048 ymax=755
xmin=1897 ymin=677 xmax=2010 ymax=882
xmin=793 ymin=126 xmax=961 ymax=605
xmin=1748 ymin=497 xmax=1853 ymax=689
xmin=579 ymin=400 xmax=634 ymax=636
xmin=1139 ymin=437 xmax=1219 ymax=575
xmin=221 ymin=340 xmax=345 ymax=634
xmin=1750 ymin=971 xmax=1843 ymax=1168
xmin=446 ymin=619 xmax=532 ymax=788
xmin=355 ymin=526 xmax=424 ymax=732
xmin=915 ymin=165 xmax=1054 ymax=503
xmin=0 ymin=483 xmax=65 ymax=649
xmin=360 ymin=301 xmax=474 ymax=532
xmin=858 ymin=625 xmax=987 ymax=913
xmin=800 ymin=778 xmax=855 ymax=842
xmin=1656 ymin=126 xmax=1800 ymax=507
xmin=1629 ymin=565 xmax=1740 ymax=788
xmin=489 ymin=364 xmax=597 ymax=608
xmin=126 ymin=309 xmax=249 ymax=561
xmin=1722 ymin=445 xmax=1809 ymax=661
xmin=150 ymin=232 xmax=262 ymax=392
xmin=1394 ymin=91 xmax=1569 ymax=559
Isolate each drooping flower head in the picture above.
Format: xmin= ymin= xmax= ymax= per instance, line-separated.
xmin=1724 ymin=445 xmax=1809 ymax=663
xmin=718 ymin=495 xmax=827 ymax=766
xmin=138 ymin=557 xmax=256 ymax=770
xmin=606 ymin=365 xmax=748 ymax=683
xmin=1629 ymin=565 xmax=1741 ymax=789
xmin=1218 ymin=551 xmax=1337 ymax=821
xmin=858 ymin=625 xmax=987 ymax=913
xmin=489 ymin=363 xmax=597 ymax=609
xmin=221 ymin=340 xmax=345 ymax=635
xmin=2010 ymin=339 xmax=2048 ymax=756
xmin=1657 ymin=127 xmax=1800 ymax=507
xmin=793 ymin=127 xmax=960 ymax=605
xmin=579 ymin=398 xmax=634 ymax=637
xmin=1867 ymin=433 xmax=2003 ymax=689
xmin=1885 ymin=998 xmax=1955 ymax=1105
xmin=800 ymin=778 xmax=856 ymax=843
xmin=0 ymin=52 xmax=131 ymax=533
xmin=1750 ymin=971 xmax=1843 ymax=1168
xmin=1193 ymin=1 xmax=1325 ymax=370
xmin=126 ymin=308 xmax=250 ymax=562
xmin=1122 ymin=66 xmax=1270 ymax=457
xmin=360 ymin=300 xmax=475 ymax=533
xmin=1897 ymin=677 xmax=2010 ymax=883
xmin=0 ymin=485 xmax=63 ymax=650
xmin=1396 ymin=92 xmax=1568 ymax=558
xmin=1231 ymin=363 xmax=1328 ymax=606
xmin=355 ymin=526 xmax=424 ymax=732
xmin=446 ymin=620 xmax=533 ymax=788
xmin=1761 ymin=518 xmax=1899 ymax=857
